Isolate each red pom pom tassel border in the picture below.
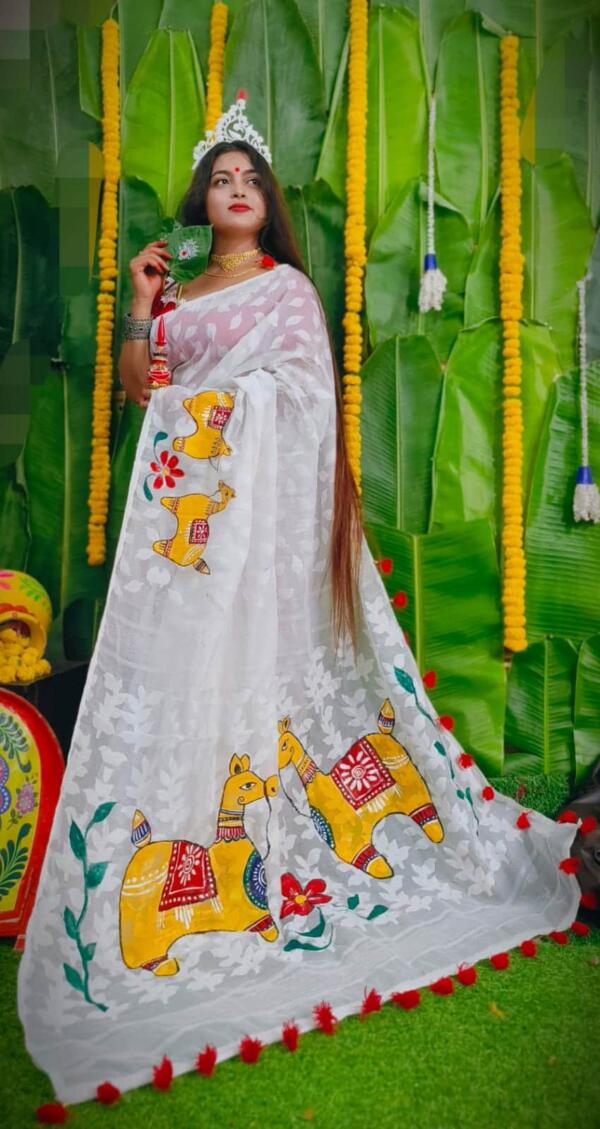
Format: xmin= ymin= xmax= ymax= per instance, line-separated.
xmin=520 ymin=939 xmax=538 ymax=957
xmin=481 ymin=786 xmax=495 ymax=801
xmin=571 ymin=920 xmax=591 ymax=937
xmin=152 ymin=1055 xmax=173 ymax=1091
xmin=559 ymin=857 xmax=580 ymax=874
xmin=457 ymin=753 xmax=474 ymax=769
xmin=313 ymin=1001 xmax=337 ymax=1035
xmin=391 ymin=989 xmax=421 ymax=1010
xmin=96 ymin=1082 xmax=120 ymax=1105
xmin=282 ymin=1021 xmax=300 ymax=1052
xmin=360 ymin=988 xmax=382 ymax=1018
xmin=239 ymin=1036 xmax=263 ymax=1064
xmin=490 ymin=952 xmax=510 ymax=970
xmin=515 ymin=811 xmax=531 ymax=829
xmin=196 ymin=1044 xmax=217 ymax=1077
xmin=579 ymin=815 xmax=597 ymax=835
xmin=557 ymin=810 xmax=578 ymax=823
xmin=36 ymin=1105 xmax=68 ymax=1125
xmin=429 ymin=976 xmax=454 ymax=996
xmin=580 ymin=891 xmax=598 ymax=910
xmin=456 ymin=965 xmax=477 ymax=986
xmin=549 ymin=930 xmax=569 ymax=946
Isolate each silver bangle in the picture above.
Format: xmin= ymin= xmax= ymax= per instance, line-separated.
xmin=123 ymin=312 xmax=152 ymax=340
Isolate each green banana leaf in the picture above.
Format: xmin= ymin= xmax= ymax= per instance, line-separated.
xmin=0 ymin=187 xmax=58 ymax=368
xmin=504 ymin=637 xmax=577 ymax=776
xmin=522 ymin=158 xmax=594 ymax=371
xmin=525 ymin=363 xmax=600 ymax=642
xmin=466 ymin=158 xmax=594 ymax=369
xmin=573 ymin=633 xmax=600 ymax=785
xmin=365 ymin=4 xmax=427 ymax=240
xmin=296 ymin=0 xmax=349 ymax=109
xmin=365 ymin=517 xmax=505 ymax=775
xmin=63 ymin=596 xmax=104 ymax=662
xmin=222 ymin=0 xmax=326 ymax=189
xmin=526 ymin=16 xmax=600 ymax=227
xmin=314 ymin=29 xmax=348 ymax=202
xmin=435 ymin=12 xmax=500 ymax=240
xmin=76 ymin=26 xmax=101 ymax=120
xmin=0 ymin=342 xmax=34 ymax=468
xmin=284 ymin=179 xmax=345 ymax=360
xmin=23 ymin=361 xmax=105 ymax=623
xmin=365 ymin=179 xmax=472 ymax=364
xmin=402 ymin=0 xmax=464 ymax=80
xmin=361 ymin=335 xmax=442 ymax=533
xmin=121 ymin=30 xmax=205 ymax=218
xmin=466 ymin=0 xmax=598 ymax=49
xmin=0 ymin=22 xmax=97 ymax=206
xmin=107 ymin=400 xmax=144 ymax=571
xmin=0 ymin=459 xmax=29 ymax=570
xmin=429 ymin=319 xmax=562 ymax=531
xmin=588 ymin=232 xmax=600 ymax=363
xmin=115 ymin=176 xmax=165 ymax=335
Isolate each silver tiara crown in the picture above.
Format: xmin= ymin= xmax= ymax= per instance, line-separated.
xmin=192 ymin=89 xmax=273 ymax=170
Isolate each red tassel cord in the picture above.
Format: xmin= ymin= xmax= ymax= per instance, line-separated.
xmin=515 ymin=811 xmax=531 ymax=829
xmin=239 ymin=1036 xmax=263 ymax=1064
xmin=391 ymin=989 xmax=421 ymax=1010
xmin=360 ymin=988 xmax=382 ymax=1018
xmin=559 ymin=857 xmax=580 ymax=874
xmin=313 ymin=1001 xmax=337 ymax=1035
xmin=36 ymin=1105 xmax=68 ymax=1125
xmin=429 ymin=977 xmax=454 ymax=996
xmin=490 ymin=952 xmax=510 ymax=970
xmin=152 ymin=1056 xmax=173 ymax=1091
xmin=520 ymin=939 xmax=538 ymax=957
xmin=549 ymin=931 xmax=569 ymax=946
xmin=96 ymin=1082 xmax=120 ymax=1105
xmin=282 ymin=1021 xmax=300 ymax=1052
xmin=196 ymin=1045 xmax=217 ymax=1076
xmin=456 ymin=965 xmax=477 ymax=986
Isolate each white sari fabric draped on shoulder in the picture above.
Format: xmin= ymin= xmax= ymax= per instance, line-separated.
xmin=18 ymin=264 xmax=578 ymax=1102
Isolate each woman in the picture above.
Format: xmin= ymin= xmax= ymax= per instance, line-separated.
xmin=18 ymin=95 xmax=578 ymax=1105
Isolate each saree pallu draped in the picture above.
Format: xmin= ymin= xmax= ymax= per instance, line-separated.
xmin=18 ymin=264 xmax=578 ymax=1102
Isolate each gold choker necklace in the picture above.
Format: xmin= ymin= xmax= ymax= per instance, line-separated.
xmin=210 ymin=248 xmax=261 ymax=274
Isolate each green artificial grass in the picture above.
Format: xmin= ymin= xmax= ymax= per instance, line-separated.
xmin=3 ymin=773 xmax=599 ymax=1129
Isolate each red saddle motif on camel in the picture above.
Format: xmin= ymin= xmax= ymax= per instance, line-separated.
xmin=208 ymin=405 xmax=232 ymax=429
xmin=158 ymin=840 xmax=217 ymax=912
xmin=188 ymin=518 xmax=209 ymax=545
xmin=331 ymin=737 xmax=395 ymax=809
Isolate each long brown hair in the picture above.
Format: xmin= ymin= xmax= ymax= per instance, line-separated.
xmin=179 ymin=141 xmax=363 ymax=651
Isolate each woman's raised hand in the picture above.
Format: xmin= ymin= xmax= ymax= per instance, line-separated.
xmin=128 ymin=240 xmax=172 ymax=302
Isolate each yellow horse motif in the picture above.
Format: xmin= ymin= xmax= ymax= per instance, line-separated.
xmin=278 ymin=700 xmax=444 ymax=879
xmin=152 ymin=480 xmax=235 ymax=573
xmin=119 ymin=754 xmax=279 ymax=977
xmin=173 ymin=390 xmax=235 ymax=460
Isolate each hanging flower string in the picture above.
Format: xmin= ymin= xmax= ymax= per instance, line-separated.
xmin=87 ymin=18 xmax=120 ymax=566
xmin=342 ymin=0 xmax=368 ymax=493
xmin=205 ymin=3 xmax=229 ymax=132
xmin=418 ymin=95 xmax=447 ymax=313
xmin=499 ymin=35 xmax=527 ymax=652
xmin=573 ymin=273 xmax=600 ymax=522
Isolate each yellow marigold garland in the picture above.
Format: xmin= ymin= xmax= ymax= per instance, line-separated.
xmin=87 ymin=18 xmax=120 ymax=566
xmin=342 ymin=0 xmax=368 ymax=493
xmin=500 ymin=35 xmax=527 ymax=651
xmin=205 ymin=3 xmax=228 ymax=132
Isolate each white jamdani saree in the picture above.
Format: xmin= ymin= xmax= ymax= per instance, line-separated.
xmin=18 ymin=263 xmax=578 ymax=1101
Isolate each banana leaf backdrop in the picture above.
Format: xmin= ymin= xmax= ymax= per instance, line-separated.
xmin=1 ymin=0 xmax=599 ymax=782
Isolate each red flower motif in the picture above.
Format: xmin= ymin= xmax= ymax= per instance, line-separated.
xmin=280 ymin=872 xmax=331 ymax=918
xmin=261 ymin=254 xmax=276 ymax=269
xmin=151 ymin=450 xmax=184 ymax=491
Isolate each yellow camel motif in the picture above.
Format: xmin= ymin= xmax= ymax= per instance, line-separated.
xmin=173 ymin=390 xmax=235 ymax=460
xmin=278 ymin=700 xmax=444 ymax=879
xmin=152 ymin=481 xmax=235 ymax=573
xmin=119 ymin=754 xmax=279 ymax=977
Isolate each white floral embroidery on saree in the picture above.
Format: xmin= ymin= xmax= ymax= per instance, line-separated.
xmin=18 ymin=264 xmax=578 ymax=1102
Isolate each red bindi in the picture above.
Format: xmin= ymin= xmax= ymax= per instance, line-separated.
xmin=234 ymin=167 xmax=240 ymax=172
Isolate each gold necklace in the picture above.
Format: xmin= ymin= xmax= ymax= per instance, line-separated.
xmin=210 ymin=248 xmax=261 ymax=274
xmin=204 ymin=265 xmax=263 ymax=280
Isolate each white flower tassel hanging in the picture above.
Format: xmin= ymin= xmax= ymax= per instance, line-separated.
xmin=419 ymin=94 xmax=447 ymax=313
xmin=573 ymin=273 xmax=600 ymax=523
